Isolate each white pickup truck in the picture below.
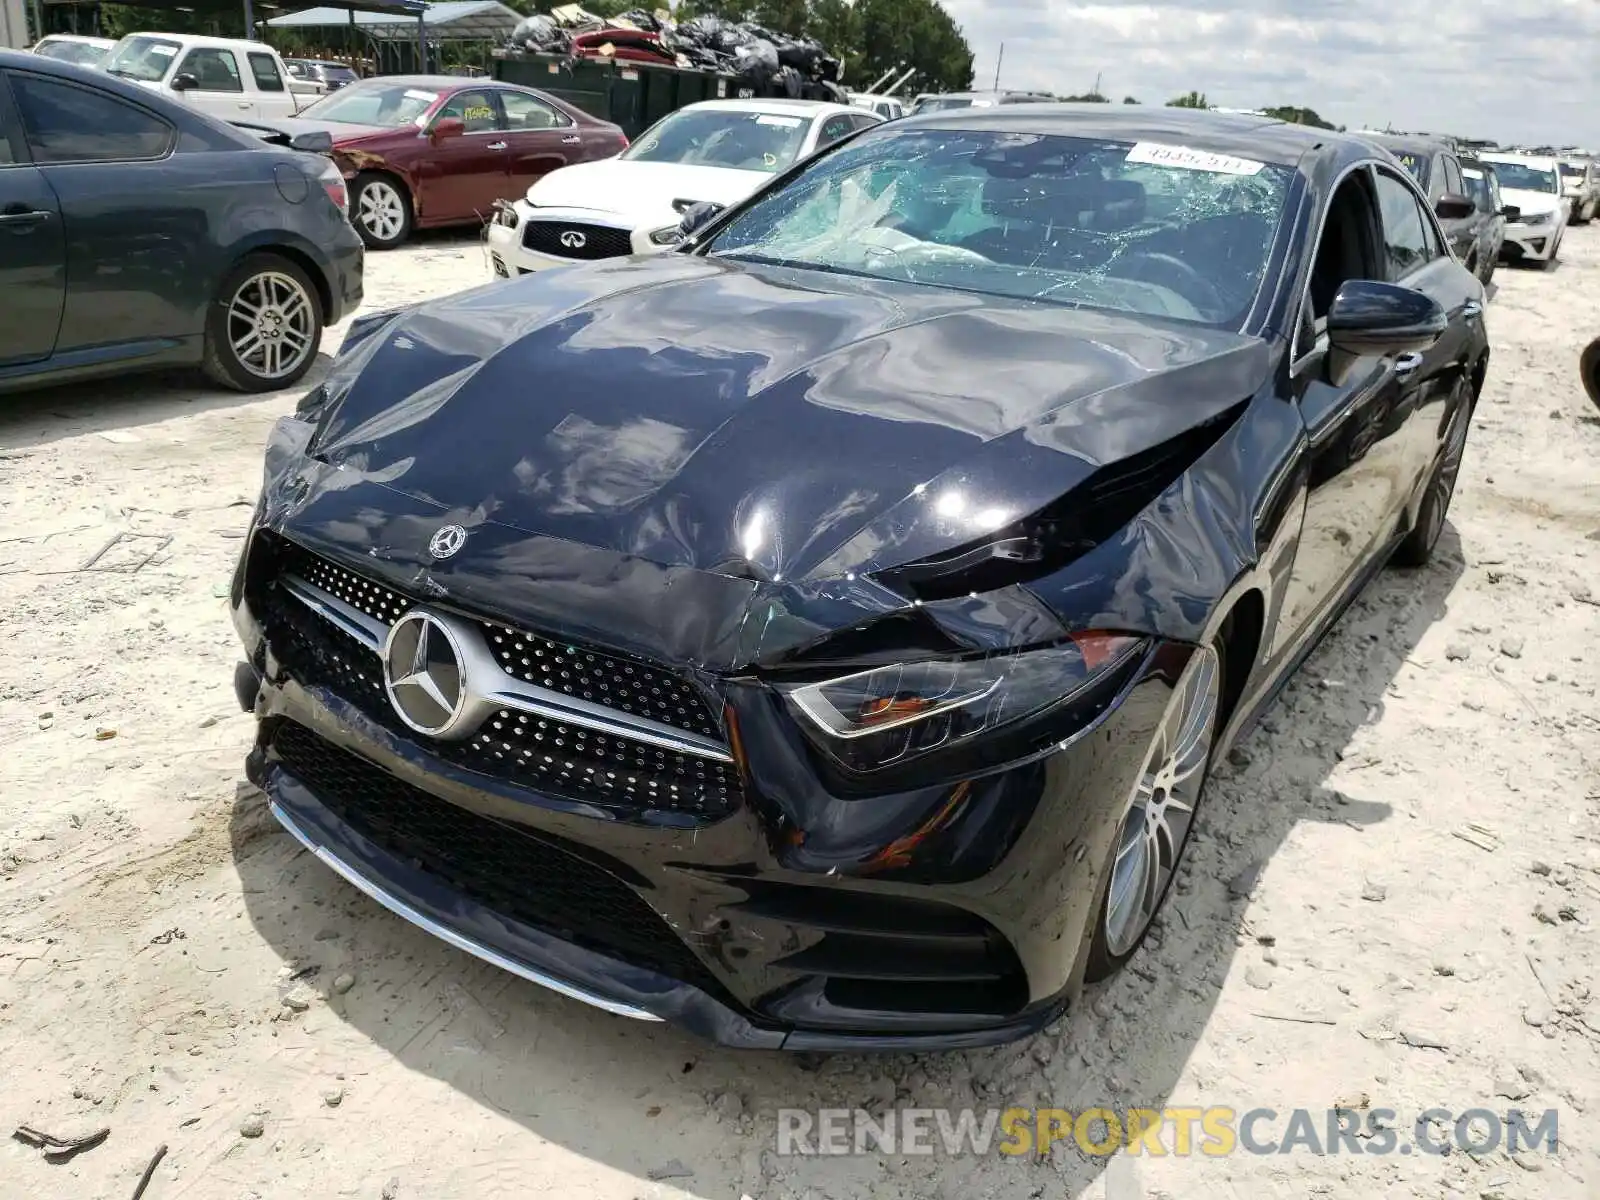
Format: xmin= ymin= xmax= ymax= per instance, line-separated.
xmin=100 ymin=33 xmax=303 ymax=121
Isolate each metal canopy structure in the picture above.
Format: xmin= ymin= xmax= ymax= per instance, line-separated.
xmin=266 ymin=1 xmax=518 ymax=42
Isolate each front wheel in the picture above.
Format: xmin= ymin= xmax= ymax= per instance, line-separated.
xmin=202 ymin=253 xmax=323 ymax=393
xmin=350 ymin=173 xmax=413 ymax=249
xmin=1084 ymin=642 xmax=1223 ymax=982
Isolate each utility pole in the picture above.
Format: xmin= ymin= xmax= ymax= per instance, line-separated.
xmin=993 ymin=42 xmax=1003 ymax=91
xmin=1092 ymin=70 xmax=1102 ymax=99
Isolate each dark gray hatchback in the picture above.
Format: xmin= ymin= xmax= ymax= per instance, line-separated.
xmin=0 ymin=49 xmax=363 ymax=395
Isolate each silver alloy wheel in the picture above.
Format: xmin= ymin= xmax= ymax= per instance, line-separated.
xmin=1104 ymin=645 xmax=1221 ymax=957
xmin=226 ymin=270 xmax=316 ymax=381
xmin=357 ymin=180 xmax=405 ymax=242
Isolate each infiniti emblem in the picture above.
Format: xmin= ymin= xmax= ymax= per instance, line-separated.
xmin=382 ymin=611 xmax=472 ymax=738
xmin=428 ymin=523 xmax=467 ymax=559
xmin=559 ymin=229 xmax=587 ymax=249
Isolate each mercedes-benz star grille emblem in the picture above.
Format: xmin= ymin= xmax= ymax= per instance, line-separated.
xmin=428 ymin=523 xmax=467 ymax=559
xmin=559 ymin=229 xmax=588 ymax=249
xmin=383 ymin=611 xmax=471 ymax=738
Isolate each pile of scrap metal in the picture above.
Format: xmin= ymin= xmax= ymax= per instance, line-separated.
xmin=505 ymin=4 xmax=847 ymax=101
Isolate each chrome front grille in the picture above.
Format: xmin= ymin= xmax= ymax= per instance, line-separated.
xmin=254 ymin=536 xmax=740 ymax=820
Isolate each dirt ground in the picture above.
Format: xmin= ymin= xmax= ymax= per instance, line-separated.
xmin=1 ymin=227 xmax=1597 ymax=1200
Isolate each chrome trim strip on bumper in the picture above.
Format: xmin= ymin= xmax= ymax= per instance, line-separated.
xmin=269 ymin=799 xmax=664 ymax=1022
xmin=279 ymin=574 xmax=735 ymax=764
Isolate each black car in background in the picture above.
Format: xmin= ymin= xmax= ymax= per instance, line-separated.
xmin=1361 ymin=132 xmax=1491 ymax=280
xmin=0 ymin=49 xmax=363 ymax=394
xmin=232 ymin=107 xmax=1488 ymax=1049
xmin=285 ymin=58 xmax=360 ymax=93
xmin=1459 ymin=156 xmax=1508 ymax=284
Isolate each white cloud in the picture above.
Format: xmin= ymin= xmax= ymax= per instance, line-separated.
xmin=938 ymin=0 xmax=1600 ymax=148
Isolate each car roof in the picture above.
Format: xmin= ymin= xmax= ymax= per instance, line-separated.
xmin=679 ymin=98 xmax=861 ymax=119
xmin=896 ymin=103 xmax=1359 ymax=168
xmin=120 ymin=31 xmax=272 ymax=50
xmin=1358 ymin=131 xmax=1452 ymax=157
xmin=1482 ymin=151 xmax=1558 ymax=168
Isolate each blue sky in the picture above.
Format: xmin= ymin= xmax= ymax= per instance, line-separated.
xmin=937 ymin=0 xmax=1600 ymax=148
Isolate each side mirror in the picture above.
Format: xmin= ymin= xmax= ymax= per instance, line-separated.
xmin=1327 ymin=279 xmax=1447 ymax=359
xmin=171 ymin=73 xmax=199 ymax=92
xmin=430 ymin=117 xmax=465 ymax=141
xmin=1499 ymin=204 xmax=1521 ymax=222
xmin=676 ymin=200 xmax=724 ymax=238
xmin=1434 ymin=193 xmax=1475 ymax=220
xmin=288 ymin=130 xmax=334 ymax=155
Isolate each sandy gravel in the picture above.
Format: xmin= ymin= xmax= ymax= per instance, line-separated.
xmin=1 ymin=229 xmax=1597 ymax=1200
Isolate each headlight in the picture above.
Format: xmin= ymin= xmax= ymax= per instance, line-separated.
xmin=783 ymin=633 xmax=1145 ymax=773
xmin=648 ymin=225 xmax=685 ymax=246
xmin=1522 ymin=210 xmax=1551 ymax=226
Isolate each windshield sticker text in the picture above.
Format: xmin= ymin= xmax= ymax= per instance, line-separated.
xmin=1125 ymin=142 xmax=1264 ymax=176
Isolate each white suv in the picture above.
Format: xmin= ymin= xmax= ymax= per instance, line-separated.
xmin=1482 ymin=153 xmax=1568 ymax=267
xmin=100 ymin=33 xmax=302 ymax=122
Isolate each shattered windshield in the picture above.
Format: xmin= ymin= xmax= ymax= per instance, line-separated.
xmin=704 ymin=129 xmax=1293 ymax=328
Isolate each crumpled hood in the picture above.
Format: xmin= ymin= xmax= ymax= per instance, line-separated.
xmin=525 ymin=159 xmax=766 ymax=225
xmin=310 ymin=254 xmax=1269 ymax=587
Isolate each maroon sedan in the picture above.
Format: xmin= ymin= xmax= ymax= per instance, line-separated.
xmin=278 ymin=76 xmax=627 ymax=249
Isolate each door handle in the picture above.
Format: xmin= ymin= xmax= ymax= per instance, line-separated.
xmin=561 ymin=135 xmax=580 ymax=144
xmin=0 ymin=208 xmax=49 ymax=229
xmin=486 ymin=141 xmax=507 ymax=151
xmin=1462 ymin=300 xmax=1483 ymax=320
xmin=237 ymin=101 xmax=251 ymax=109
xmin=1393 ymin=351 xmax=1425 ymax=382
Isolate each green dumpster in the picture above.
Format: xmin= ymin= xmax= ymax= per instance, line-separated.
xmin=491 ymin=51 xmax=748 ymax=140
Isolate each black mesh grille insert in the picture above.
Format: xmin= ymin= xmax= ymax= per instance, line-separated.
xmin=252 ymin=537 xmax=737 ymax=820
xmin=271 ymin=539 xmax=723 ymax=741
xmin=271 ymin=721 xmax=731 ymax=999
xmin=520 ymin=221 xmax=633 ymax=260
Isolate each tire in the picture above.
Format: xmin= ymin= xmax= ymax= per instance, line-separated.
xmin=1464 ymin=251 xmax=1478 ymax=279
xmin=1393 ymin=378 xmax=1473 ymax=567
xmin=1479 ymin=254 xmax=1495 ymax=287
xmin=1580 ymin=337 xmax=1600 ymax=412
xmin=202 ymin=253 xmax=324 ymax=393
xmin=1083 ymin=641 xmax=1224 ymax=982
xmin=350 ymin=172 xmax=413 ymax=250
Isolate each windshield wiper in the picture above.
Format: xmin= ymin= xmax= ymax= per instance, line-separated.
xmin=104 ymin=67 xmax=140 ymax=78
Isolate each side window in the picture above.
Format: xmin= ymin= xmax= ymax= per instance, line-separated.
xmin=1441 ymin=155 xmax=1463 ymax=199
xmin=11 ymin=75 xmax=173 ymax=164
xmin=248 ymin=53 xmax=285 ymax=92
xmin=817 ymin=114 xmax=854 ymax=148
xmin=437 ymin=90 xmax=502 ymax=133
xmin=851 ymin=113 xmax=880 ymax=132
xmin=1298 ymin=173 xmax=1383 ymax=358
xmin=1373 ymin=168 xmax=1435 ymax=280
xmin=179 ymin=47 xmax=243 ymax=92
xmin=499 ymin=91 xmax=567 ymax=130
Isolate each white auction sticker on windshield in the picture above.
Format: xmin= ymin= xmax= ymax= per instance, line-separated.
xmin=1125 ymin=142 xmax=1264 ymax=176
xmin=755 ymin=115 xmax=802 ymax=128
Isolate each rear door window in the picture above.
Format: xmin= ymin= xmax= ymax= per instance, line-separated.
xmin=248 ymin=52 xmax=286 ymax=92
xmin=11 ymin=74 xmax=174 ymax=163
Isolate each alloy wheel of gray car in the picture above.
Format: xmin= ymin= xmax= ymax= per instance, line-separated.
xmin=227 ymin=270 xmax=317 ymax=382
xmin=352 ymin=174 xmax=411 ymax=249
xmin=202 ymin=253 xmax=325 ymax=394
xmin=1101 ymin=644 xmax=1221 ymax=961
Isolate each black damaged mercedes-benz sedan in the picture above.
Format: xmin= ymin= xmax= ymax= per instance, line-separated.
xmin=231 ymin=106 xmax=1489 ymax=1050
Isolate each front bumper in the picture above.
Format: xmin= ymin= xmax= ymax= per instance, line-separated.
xmin=1501 ymin=218 xmax=1562 ymax=261
xmin=485 ymin=202 xmax=672 ymax=279
xmin=231 ymin=526 xmax=1176 ymax=1049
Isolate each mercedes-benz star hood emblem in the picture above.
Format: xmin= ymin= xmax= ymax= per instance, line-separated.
xmin=429 ymin=524 xmax=467 ymax=559
xmin=383 ymin=610 xmax=471 ymax=738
